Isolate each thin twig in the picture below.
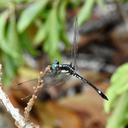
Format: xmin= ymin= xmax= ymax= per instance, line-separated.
xmin=24 ymin=65 xmax=51 ymax=121
xmin=0 ymin=64 xmax=38 ymax=128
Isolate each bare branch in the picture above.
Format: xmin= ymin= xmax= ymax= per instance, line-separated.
xmin=0 ymin=64 xmax=39 ymax=128
xmin=24 ymin=65 xmax=51 ymax=121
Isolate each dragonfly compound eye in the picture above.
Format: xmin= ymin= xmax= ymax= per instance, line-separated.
xmin=51 ymin=63 xmax=59 ymax=70
xmin=54 ymin=60 xmax=59 ymax=65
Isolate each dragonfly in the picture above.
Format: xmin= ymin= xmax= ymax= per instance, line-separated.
xmin=50 ymin=18 xmax=108 ymax=101
xmin=17 ymin=17 xmax=108 ymax=101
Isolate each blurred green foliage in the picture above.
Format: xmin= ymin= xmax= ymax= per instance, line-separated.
xmin=104 ymin=63 xmax=128 ymax=128
xmin=0 ymin=0 xmax=102 ymax=85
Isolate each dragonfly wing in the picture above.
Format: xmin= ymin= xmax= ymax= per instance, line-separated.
xmin=36 ymin=72 xmax=71 ymax=101
xmin=71 ymin=17 xmax=79 ymax=70
xmin=43 ymin=71 xmax=71 ymax=88
xmin=13 ymin=79 xmax=38 ymax=90
xmin=14 ymin=71 xmax=70 ymax=90
xmin=12 ymin=72 xmax=71 ymax=100
xmin=12 ymin=79 xmax=38 ymax=100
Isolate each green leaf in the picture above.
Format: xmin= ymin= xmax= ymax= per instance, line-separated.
xmin=58 ymin=0 xmax=67 ymax=23
xmin=96 ymin=0 xmax=106 ymax=9
xmin=17 ymin=0 xmax=49 ymax=33
xmin=14 ymin=0 xmax=31 ymax=4
xmin=2 ymin=54 xmax=17 ymax=85
xmin=106 ymin=92 xmax=128 ymax=128
xmin=7 ymin=12 xmax=23 ymax=65
xmin=34 ymin=22 xmax=48 ymax=45
xmin=43 ymin=8 xmax=61 ymax=61
xmin=0 ymin=11 xmax=8 ymax=39
xmin=58 ymin=0 xmax=70 ymax=47
xmin=104 ymin=63 xmax=128 ymax=113
xmin=0 ymin=0 xmax=8 ymax=7
xmin=2 ymin=12 xmax=23 ymax=85
xmin=19 ymin=32 xmax=37 ymax=55
xmin=60 ymin=28 xmax=70 ymax=48
xmin=77 ymin=0 xmax=95 ymax=26
xmin=0 ymin=11 xmax=19 ymax=59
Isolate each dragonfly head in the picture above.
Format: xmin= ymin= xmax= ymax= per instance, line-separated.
xmin=50 ymin=60 xmax=60 ymax=72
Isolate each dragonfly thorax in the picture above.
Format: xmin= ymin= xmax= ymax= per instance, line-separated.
xmin=59 ymin=64 xmax=76 ymax=75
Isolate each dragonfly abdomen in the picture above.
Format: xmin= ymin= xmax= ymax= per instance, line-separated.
xmin=72 ymin=72 xmax=108 ymax=100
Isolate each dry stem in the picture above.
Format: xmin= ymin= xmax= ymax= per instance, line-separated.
xmin=24 ymin=65 xmax=51 ymax=121
xmin=0 ymin=64 xmax=50 ymax=128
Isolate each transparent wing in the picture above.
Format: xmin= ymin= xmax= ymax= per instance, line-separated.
xmin=12 ymin=71 xmax=71 ymax=100
xmin=43 ymin=71 xmax=70 ymax=88
xmin=71 ymin=17 xmax=79 ymax=70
